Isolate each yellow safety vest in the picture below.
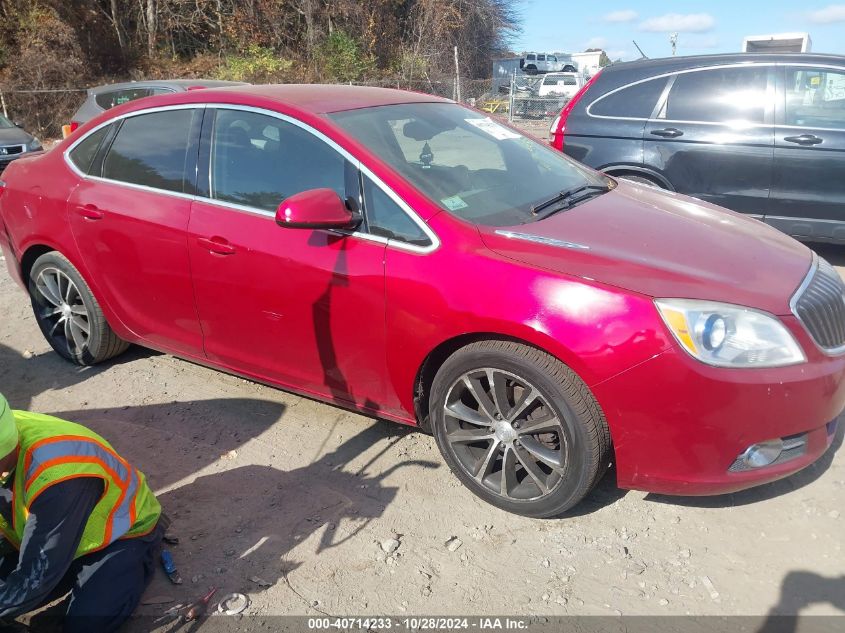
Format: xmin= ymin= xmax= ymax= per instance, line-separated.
xmin=0 ymin=411 xmax=161 ymax=558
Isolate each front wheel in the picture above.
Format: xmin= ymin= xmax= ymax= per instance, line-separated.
xmin=28 ymin=251 xmax=129 ymax=365
xmin=429 ymin=340 xmax=611 ymax=518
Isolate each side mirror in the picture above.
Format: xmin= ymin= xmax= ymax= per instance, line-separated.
xmin=14 ymin=122 xmax=23 ymax=128
xmin=275 ymin=188 xmax=361 ymax=230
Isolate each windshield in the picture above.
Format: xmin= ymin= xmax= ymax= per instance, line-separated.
xmin=330 ymin=103 xmax=606 ymax=226
xmin=0 ymin=115 xmax=15 ymax=129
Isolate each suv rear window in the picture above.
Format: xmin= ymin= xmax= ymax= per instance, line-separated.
xmin=101 ymin=109 xmax=194 ymax=192
xmin=590 ymin=77 xmax=667 ymax=118
xmin=663 ymin=66 xmax=768 ymax=123
xmin=95 ymin=88 xmax=152 ymax=110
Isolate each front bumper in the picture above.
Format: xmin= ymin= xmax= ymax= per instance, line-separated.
xmin=593 ymin=315 xmax=845 ymax=496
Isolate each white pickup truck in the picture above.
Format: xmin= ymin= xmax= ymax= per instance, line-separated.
xmin=537 ymin=72 xmax=584 ymax=98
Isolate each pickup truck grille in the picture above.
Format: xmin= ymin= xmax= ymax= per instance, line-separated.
xmin=792 ymin=258 xmax=845 ymax=353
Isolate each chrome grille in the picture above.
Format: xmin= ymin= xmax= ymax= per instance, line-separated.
xmin=792 ymin=257 xmax=845 ymax=353
xmin=0 ymin=145 xmax=24 ymax=156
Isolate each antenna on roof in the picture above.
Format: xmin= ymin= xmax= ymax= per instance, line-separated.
xmin=670 ymin=33 xmax=678 ymax=56
xmin=632 ymin=40 xmax=648 ymax=59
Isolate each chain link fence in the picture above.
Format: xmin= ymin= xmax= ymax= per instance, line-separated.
xmin=0 ymin=74 xmax=566 ymax=141
xmin=0 ymin=87 xmax=86 ymax=139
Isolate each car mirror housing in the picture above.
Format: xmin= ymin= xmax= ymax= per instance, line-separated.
xmin=275 ymin=188 xmax=361 ymax=230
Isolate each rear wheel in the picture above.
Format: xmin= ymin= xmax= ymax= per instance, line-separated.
xmin=28 ymin=252 xmax=128 ymax=365
xmin=429 ymin=340 xmax=611 ymax=518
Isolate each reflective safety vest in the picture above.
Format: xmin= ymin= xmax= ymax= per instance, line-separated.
xmin=0 ymin=411 xmax=161 ymax=559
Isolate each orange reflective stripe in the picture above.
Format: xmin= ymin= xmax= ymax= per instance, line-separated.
xmin=25 ymin=435 xmax=130 ymax=485
xmin=27 ymin=473 xmax=109 ymax=508
xmin=26 ymin=456 xmax=126 ymax=494
xmin=24 ymin=435 xmax=97 ymax=476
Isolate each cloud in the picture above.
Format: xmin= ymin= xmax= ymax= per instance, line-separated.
xmin=808 ymin=4 xmax=845 ymax=22
xmin=678 ymin=34 xmax=720 ymax=50
xmin=585 ymin=36 xmax=608 ymax=49
xmin=603 ymin=9 xmax=638 ymax=23
xmin=639 ymin=13 xmax=716 ymax=33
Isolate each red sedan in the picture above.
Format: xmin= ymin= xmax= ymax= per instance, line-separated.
xmin=1 ymin=85 xmax=843 ymax=517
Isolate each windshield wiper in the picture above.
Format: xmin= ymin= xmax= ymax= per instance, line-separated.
xmin=531 ymin=184 xmax=610 ymax=220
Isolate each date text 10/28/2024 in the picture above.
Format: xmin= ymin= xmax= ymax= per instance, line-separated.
xmin=308 ymin=618 xmax=530 ymax=630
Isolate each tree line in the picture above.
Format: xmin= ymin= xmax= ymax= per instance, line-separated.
xmin=0 ymin=0 xmax=521 ymax=87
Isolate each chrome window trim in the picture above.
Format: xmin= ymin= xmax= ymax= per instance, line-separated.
xmin=587 ymin=62 xmax=776 ymax=127
xmin=788 ymin=252 xmax=845 ymax=357
xmin=63 ymin=102 xmax=439 ymax=255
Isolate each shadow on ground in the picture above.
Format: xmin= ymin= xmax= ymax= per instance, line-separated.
xmin=758 ymin=571 xmax=845 ymax=633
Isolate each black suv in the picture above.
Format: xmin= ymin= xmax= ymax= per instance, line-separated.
xmin=549 ymin=53 xmax=845 ymax=243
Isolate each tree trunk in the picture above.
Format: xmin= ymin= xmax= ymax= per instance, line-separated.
xmin=145 ymin=0 xmax=157 ymax=57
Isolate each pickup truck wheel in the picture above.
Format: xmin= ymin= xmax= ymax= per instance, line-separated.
xmin=28 ymin=252 xmax=129 ymax=365
xmin=429 ymin=340 xmax=611 ymax=518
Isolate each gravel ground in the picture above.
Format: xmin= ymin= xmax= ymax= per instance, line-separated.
xmin=0 ymin=237 xmax=843 ymax=630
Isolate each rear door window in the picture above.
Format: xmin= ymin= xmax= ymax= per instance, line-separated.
xmin=785 ymin=67 xmax=845 ymax=129
xmin=590 ymin=77 xmax=667 ymax=118
xmin=662 ymin=66 xmax=769 ymax=123
xmin=68 ymin=125 xmax=110 ymax=174
xmin=101 ymin=109 xmax=195 ymax=192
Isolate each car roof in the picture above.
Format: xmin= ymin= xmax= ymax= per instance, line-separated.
xmin=128 ymin=83 xmax=453 ymax=115
xmin=606 ymin=52 xmax=845 ymax=75
xmin=88 ymin=79 xmax=249 ymax=94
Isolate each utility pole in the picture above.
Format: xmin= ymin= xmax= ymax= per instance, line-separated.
xmin=670 ymin=33 xmax=678 ymax=56
xmin=454 ymin=46 xmax=462 ymax=103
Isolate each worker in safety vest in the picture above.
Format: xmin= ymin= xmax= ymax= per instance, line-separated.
xmin=0 ymin=394 xmax=163 ymax=632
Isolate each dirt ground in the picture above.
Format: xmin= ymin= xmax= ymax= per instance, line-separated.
xmin=0 ymin=242 xmax=844 ymax=630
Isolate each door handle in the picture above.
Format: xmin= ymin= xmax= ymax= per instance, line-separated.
xmin=650 ymin=128 xmax=684 ymax=138
xmin=197 ymin=236 xmax=236 ymax=255
xmin=784 ymin=134 xmax=823 ymax=146
xmin=74 ymin=204 xmax=104 ymax=220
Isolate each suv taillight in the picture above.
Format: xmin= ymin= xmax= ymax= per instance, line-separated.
xmin=549 ymin=70 xmax=602 ymax=152
xmin=63 ymin=121 xmax=80 ymax=139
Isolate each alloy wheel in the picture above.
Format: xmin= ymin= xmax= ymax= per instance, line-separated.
xmin=33 ymin=267 xmax=91 ymax=358
xmin=442 ymin=368 xmax=569 ymax=501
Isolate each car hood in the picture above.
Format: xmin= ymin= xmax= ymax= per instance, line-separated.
xmin=0 ymin=127 xmax=32 ymax=145
xmin=479 ymin=181 xmax=813 ymax=315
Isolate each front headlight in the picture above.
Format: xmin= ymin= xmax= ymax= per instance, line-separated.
xmin=655 ymin=299 xmax=805 ymax=368
xmin=27 ymin=138 xmax=42 ymax=152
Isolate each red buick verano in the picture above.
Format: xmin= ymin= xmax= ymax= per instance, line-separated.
xmin=1 ymin=85 xmax=842 ymax=517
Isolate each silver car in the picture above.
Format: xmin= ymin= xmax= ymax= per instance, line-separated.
xmin=66 ymin=79 xmax=248 ymax=135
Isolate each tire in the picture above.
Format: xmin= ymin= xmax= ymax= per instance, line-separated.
xmin=429 ymin=340 xmax=611 ymax=518
xmin=524 ymin=65 xmax=538 ymax=75
xmin=615 ymin=173 xmax=665 ymax=188
xmin=28 ymin=251 xmax=129 ymax=365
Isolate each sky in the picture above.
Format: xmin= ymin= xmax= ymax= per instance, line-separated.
xmin=512 ymin=1 xmax=845 ymax=61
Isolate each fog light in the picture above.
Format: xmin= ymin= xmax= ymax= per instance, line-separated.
xmin=741 ymin=439 xmax=784 ymax=468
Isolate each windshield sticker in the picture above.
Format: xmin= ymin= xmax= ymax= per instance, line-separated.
xmin=441 ymin=195 xmax=469 ymax=211
xmin=465 ymin=118 xmax=521 ymax=140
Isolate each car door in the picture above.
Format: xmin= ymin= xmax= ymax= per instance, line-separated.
xmin=187 ymin=107 xmax=389 ymax=409
xmin=66 ymin=106 xmax=204 ymax=355
xmin=642 ymin=64 xmax=774 ymax=216
xmin=767 ymin=64 xmax=845 ymax=241
xmin=565 ymin=75 xmax=667 ymax=169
